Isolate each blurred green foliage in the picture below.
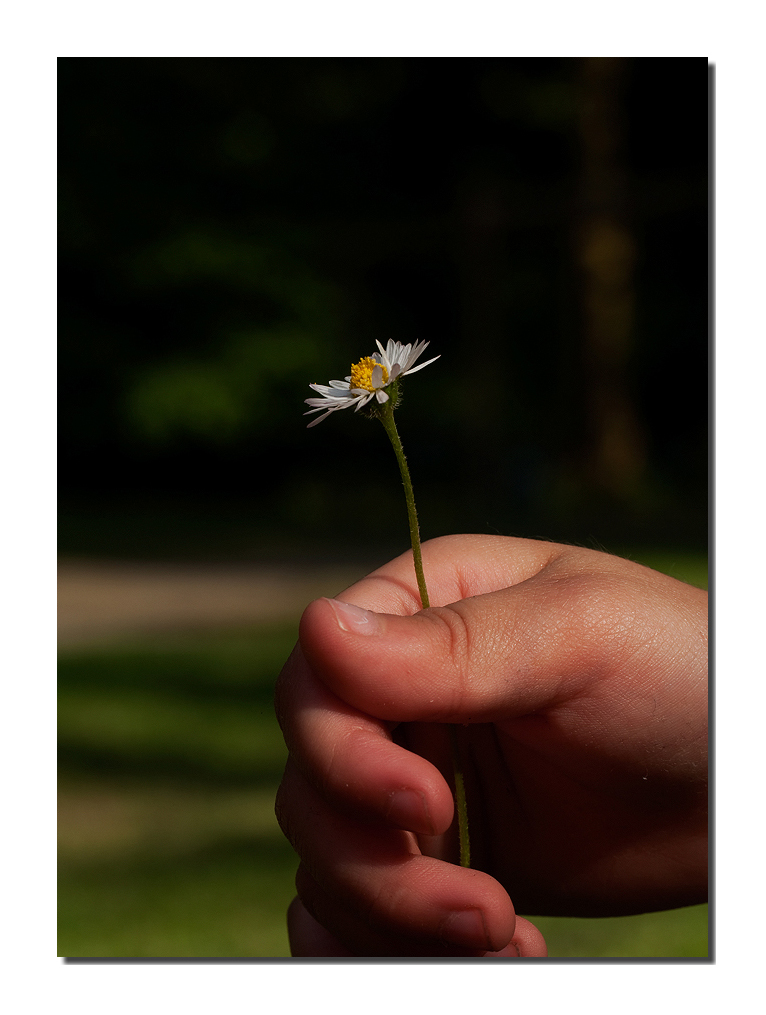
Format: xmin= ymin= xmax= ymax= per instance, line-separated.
xmin=59 ymin=625 xmax=297 ymax=957
xmin=531 ymin=905 xmax=708 ymax=959
xmin=59 ymin=57 xmax=708 ymax=555
xmin=58 ymin=553 xmax=708 ymax=959
xmin=59 ymin=627 xmax=293 ymax=785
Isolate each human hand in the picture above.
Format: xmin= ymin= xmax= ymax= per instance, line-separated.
xmin=275 ymin=535 xmax=708 ymax=957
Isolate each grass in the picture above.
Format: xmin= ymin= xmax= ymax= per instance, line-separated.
xmin=58 ymin=551 xmax=708 ymax=959
xmin=59 ymin=624 xmax=299 ymax=957
xmin=529 ymin=906 xmax=709 ymax=959
xmin=620 ymin=549 xmax=708 ymax=592
xmin=59 ymin=838 xmax=298 ymax=958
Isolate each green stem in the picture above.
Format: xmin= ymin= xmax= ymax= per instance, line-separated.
xmin=449 ymin=725 xmax=471 ymax=868
xmin=377 ymin=394 xmax=471 ymax=869
xmin=377 ymin=396 xmax=430 ymax=611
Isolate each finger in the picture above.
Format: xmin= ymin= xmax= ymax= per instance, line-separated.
xmin=290 ymin=879 xmax=547 ymax=959
xmin=275 ymin=644 xmax=454 ymax=835
xmin=298 ymin=572 xmax=599 ymax=725
xmin=298 ymin=538 xmax=693 ymax=724
xmin=294 ymin=866 xmax=493 ymax=957
xmin=287 ymin=896 xmax=354 ymax=958
xmin=513 ymin=916 xmax=548 ymax=957
xmin=332 ymin=533 xmax=560 ymax=615
xmin=495 ymin=916 xmax=548 ymax=958
xmin=275 ymin=758 xmax=515 ymax=953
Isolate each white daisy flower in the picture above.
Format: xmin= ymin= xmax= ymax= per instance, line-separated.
xmin=304 ymin=339 xmax=440 ymax=427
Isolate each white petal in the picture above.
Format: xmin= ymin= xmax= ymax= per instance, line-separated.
xmin=374 ymin=341 xmax=392 ymax=372
xmin=309 ymin=382 xmax=355 ymax=398
xmin=305 ymin=397 xmax=350 ymax=412
xmin=400 ymin=340 xmax=427 ymax=372
xmin=375 ymin=389 xmax=389 ymax=403
xmin=305 ymin=393 xmax=353 ymax=407
xmin=403 ymin=342 xmax=430 ymax=372
xmin=371 ymin=364 xmax=384 ymax=388
xmin=306 ymin=407 xmax=338 ymax=427
xmin=305 ymin=396 xmax=341 ymax=407
xmin=402 ymin=354 xmax=440 ymax=376
xmin=354 ymin=392 xmax=375 ymax=411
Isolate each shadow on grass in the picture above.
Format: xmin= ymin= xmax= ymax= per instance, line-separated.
xmin=58 ymin=558 xmax=708 ymax=959
xmin=59 ymin=627 xmax=300 ymax=957
xmin=59 ymin=837 xmax=299 ymax=958
xmin=58 ymin=743 xmax=287 ymax=787
xmin=59 ymin=626 xmax=296 ymax=786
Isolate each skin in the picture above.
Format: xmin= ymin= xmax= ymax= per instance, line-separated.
xmin=274 ymin=534 xmax=708 ymax=957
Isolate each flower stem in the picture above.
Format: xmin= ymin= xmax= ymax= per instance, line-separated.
xmin=449 ymin=725 xmax=471 ymax=869
xmin=377 ymin=397 xmax=430 ymax=611
xmin=377 ymin=396 xmax=471 ymax=869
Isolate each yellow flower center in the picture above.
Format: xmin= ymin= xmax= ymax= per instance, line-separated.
xmin=349 ymin=356 xmax=389 ymax=392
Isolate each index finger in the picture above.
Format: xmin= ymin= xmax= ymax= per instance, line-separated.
xmin=275 ymin=643 xmax=455 ymax=835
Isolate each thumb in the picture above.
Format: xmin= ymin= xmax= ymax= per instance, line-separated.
xmin=299 ymin=580 xmax=605 ymax=723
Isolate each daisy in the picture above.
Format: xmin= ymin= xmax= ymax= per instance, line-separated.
xmin=302 ymin=337 xmax=469 ymax=866
xmin=304 ymin=339 xmax=439 ymax=427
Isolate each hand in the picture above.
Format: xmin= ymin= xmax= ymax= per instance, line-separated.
xmin=275 ymin=534 xmax=708 ymax=957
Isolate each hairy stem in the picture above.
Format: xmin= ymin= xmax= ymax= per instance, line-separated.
xmin=377 ymin=396 xmax=430 ymax=610
xmin=378 ymin=395 xmax=471 ymax=868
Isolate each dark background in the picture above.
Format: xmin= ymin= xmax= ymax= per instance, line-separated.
xmin=58 ymin=56 xmax=708 ymax=563
xmin=57 ymin=57 xmax=709 ymax=959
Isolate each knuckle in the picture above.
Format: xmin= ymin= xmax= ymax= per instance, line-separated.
xmin=428 ymin=605 xmax=473 ymax=709
xmin=429 ymin=604 xmax=470 ymax=657
xmin=273 ymin=778 xmax=292 ymax=839
xmin=274 ymin=766 xmax=308 ymax=859
xmin=273 ymin=643 xmax=304 ymax=735
xmin=273 ymin=669 xmax=291 ymax=734
xmin=362 ymin=870 xmax=419 ymax=938
xmin=540 ymin=565 xmax=633 ymax=669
